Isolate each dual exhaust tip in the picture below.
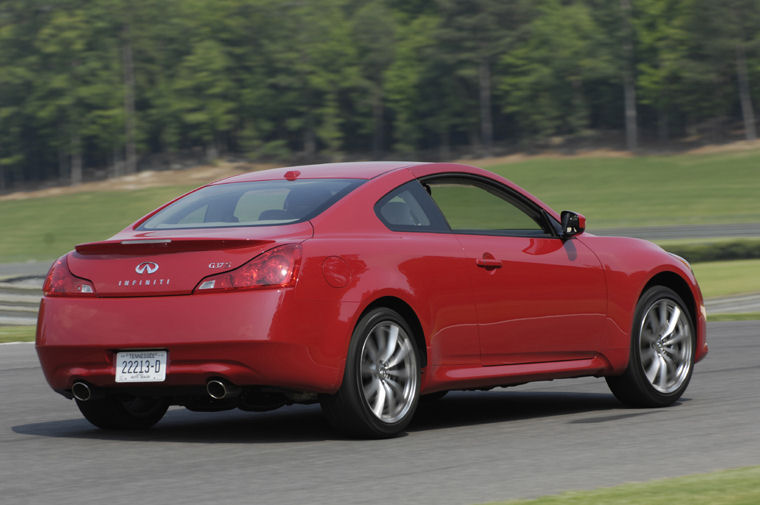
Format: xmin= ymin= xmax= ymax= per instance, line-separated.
xmin=206 ymin=378 xmax=240 ymax=400
xmin=72 ymin=381 xmax=92 ymax=402
xmin=72 ymin=378 xmax=237 ymax=402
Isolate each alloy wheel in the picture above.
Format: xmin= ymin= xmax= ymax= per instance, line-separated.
xmin=359 ymin=321 xmax=419 ymax=424
xmin=638 ymin=298 xmax=694 ymax=394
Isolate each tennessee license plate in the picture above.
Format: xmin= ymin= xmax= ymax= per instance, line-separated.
xmin=115 ymin=350 xmax=167 ymax=383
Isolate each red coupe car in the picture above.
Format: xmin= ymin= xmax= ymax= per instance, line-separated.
xmin=36 ymin=162 xmax=708 ymax=437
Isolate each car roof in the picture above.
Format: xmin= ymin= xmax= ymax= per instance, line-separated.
xmin=205 ymin=161 xmax=560 ymax=222
xmin=213 ymin=161 xmax=426 ymax=184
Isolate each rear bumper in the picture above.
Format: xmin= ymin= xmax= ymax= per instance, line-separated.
xmin=36 ymin=289 xmax=354 ymax=395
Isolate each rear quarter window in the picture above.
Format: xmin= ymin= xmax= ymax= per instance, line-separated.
xmin=374 ymin=180 xmax=448 ymax=232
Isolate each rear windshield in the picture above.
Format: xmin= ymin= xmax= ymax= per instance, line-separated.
xmin=138 ymin=179 xmax=364 ymax=230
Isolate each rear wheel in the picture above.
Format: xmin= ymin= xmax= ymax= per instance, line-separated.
xmin=321 ymin=307 xmax=421 ymax=438
xmin=607 ymin=286 xmax=695 ymax=407
xmin=76 ymin=395 xmax=169 ymax=430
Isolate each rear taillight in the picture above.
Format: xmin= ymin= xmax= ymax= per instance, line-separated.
xmin=194 ymin=244 xmax=302 ymax=293
xmin=43 ymin=255 xmax=96 ymax=297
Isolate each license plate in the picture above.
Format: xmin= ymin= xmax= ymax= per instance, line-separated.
xmin=115 ymin=350 xmax=167 ymax=383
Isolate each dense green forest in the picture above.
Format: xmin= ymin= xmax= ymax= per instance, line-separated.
xmin=1 ymin=0 xmax=759 ymax=190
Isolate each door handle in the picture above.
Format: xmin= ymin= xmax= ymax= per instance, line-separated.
xmin=476 ymin=255 xmax=502 ymax=269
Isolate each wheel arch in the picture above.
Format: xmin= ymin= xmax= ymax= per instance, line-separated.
xmin=358 ymin=296 xmax=428 ymax=369
xmin=641 ymin=271 xmax=697 ymax=330
xmin=606 ymin=272 xmax=699 ymax=407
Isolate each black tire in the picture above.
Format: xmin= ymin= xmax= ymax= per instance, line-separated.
xmin=606 ymin=286 xmax=695 ymax=407
xmin=76 ymin=395 xmax=169 ymax=430
xmin=321 ymin=307 xmax=421 ymax=438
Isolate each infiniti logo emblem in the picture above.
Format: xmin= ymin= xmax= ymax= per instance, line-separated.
xmin=135 ymin=261 xmax=159 ymax=275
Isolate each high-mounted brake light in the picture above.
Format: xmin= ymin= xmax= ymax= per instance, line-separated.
xmin=194 ymin=244 xmax=302 ymax=293
xmin=43 ymin=255 xmax=96 ymax=297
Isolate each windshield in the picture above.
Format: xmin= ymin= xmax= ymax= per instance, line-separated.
xmin=139 ymin=179 xmax=364 ymax=230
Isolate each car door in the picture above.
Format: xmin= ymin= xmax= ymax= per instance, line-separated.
xmin=422 ymin=175 xmax=608 ymax=366
xmin=373 ymin=180 xmax=482 ymax=367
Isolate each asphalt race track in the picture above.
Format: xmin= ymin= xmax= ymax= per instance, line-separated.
xmin=1 ymin=321 xmax=758 ymax=505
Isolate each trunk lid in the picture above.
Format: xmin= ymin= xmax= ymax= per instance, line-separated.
xmin=67 ymin=223 xmax=312 ymax=297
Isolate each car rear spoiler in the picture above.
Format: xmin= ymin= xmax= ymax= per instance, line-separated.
xmin=75 ymin=238 xmax=273 ymax=255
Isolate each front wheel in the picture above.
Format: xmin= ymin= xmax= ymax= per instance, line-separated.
xmin=76 ymin=395 xmax=169 ymax=430
xmin=321 ymin=308 xmax=421 ymax=438
xmin=607 ymin=286 xmax=695 ymax=407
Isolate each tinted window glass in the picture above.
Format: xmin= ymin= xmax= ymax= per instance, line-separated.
xmin=139 ymin=179 xmax=363 ymax=230
xmin=426 ymin=178 xmax=547 ymax=235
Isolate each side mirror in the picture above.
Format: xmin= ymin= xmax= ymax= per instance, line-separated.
xmin=560 ymin=210 xmax=586 ymax=239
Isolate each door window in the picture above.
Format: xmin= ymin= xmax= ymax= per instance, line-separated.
xmin=424 ymin=177 xmax=552 ymax=236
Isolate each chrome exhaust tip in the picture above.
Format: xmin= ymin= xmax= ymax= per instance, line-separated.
xmin=206 ymin=379 xmax=230 ymax=400
xmin=72 ymin=381 xmax=92 ymax=402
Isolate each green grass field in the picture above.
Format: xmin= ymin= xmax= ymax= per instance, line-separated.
xmin=3 ymin=148 xmax=760 ymax=263
xmin=0 ymin=185 xmax=196 ymax=262
xmin=0 ymin=326 xmax=35 ymax=343
xmin=482 ymin=465 xmax=760 ymax=505
xmin=708 ymin=312 xmax=760 ymax=321
xmin=2 ymin=149 xmax=760 ymax=262
xmin=693 ymin=259 xmax=760 ymax=298
xmin=484 ymin=149 xmax=760 ymax=228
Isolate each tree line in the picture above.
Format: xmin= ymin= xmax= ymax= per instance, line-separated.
xmin=1 ymin=0 xmax=759 ymax=190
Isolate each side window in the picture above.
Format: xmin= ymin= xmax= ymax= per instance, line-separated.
xmin=375 ymin=181 xmax=446 ymax=232
xmin=425 ymin=177 xmax=550 ymax=236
